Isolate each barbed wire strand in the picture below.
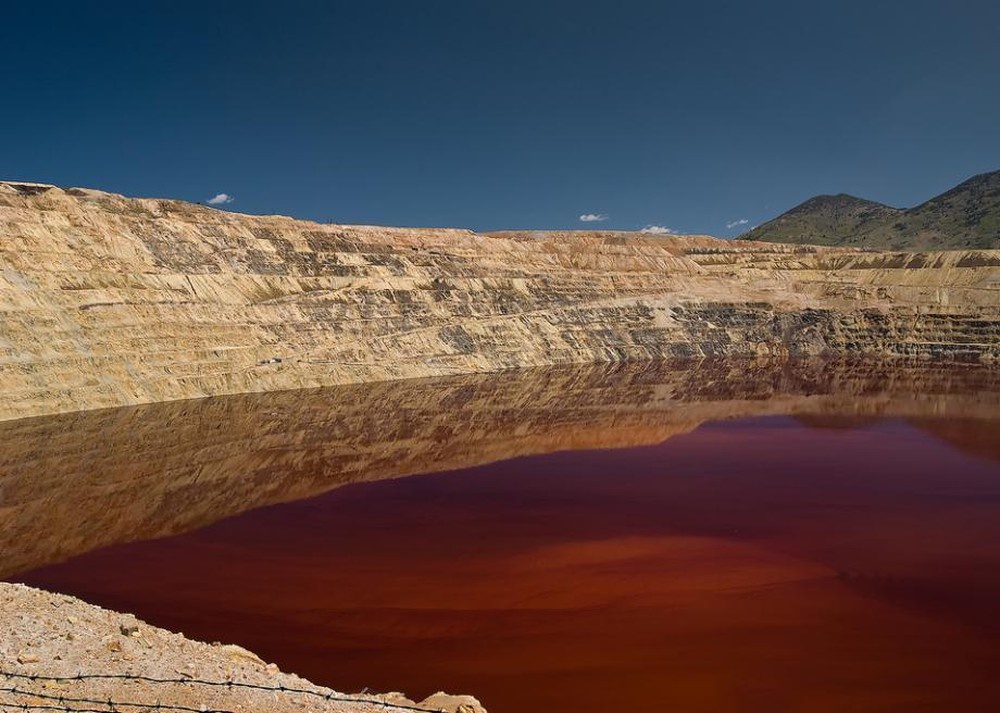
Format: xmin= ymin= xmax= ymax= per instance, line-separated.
xmin=2 ymin=704 xmax=124 ymax=713
xmin=0 ymin=672 xmax=439 ymax=713
xmin=0 ymin=685 xmax=230 ymax=712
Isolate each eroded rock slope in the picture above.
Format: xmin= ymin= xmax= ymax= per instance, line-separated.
xmin=1 ymin=181 xmax=998 ymax=419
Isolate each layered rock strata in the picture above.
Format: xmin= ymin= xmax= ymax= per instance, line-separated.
xmin=1 ymin=181 xmax=998 ymax=420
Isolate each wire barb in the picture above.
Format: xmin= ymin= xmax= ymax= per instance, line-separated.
xmin=0 ymin=670 xmax=438 ymax=712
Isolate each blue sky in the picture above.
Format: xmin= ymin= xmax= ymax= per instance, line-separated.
xmin=2 ymin=1 xmax=998 ymax=235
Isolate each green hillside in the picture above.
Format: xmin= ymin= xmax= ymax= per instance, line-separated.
xmin=741 ymin=170 xmax=1000 ymax=250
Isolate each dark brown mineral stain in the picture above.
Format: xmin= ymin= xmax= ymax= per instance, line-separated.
xmin=14 ymin=414 xmax=1000 ymax=712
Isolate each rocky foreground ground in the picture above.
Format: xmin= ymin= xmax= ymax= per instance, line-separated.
xmin=1 ymin=583 xmax=484 ymax=713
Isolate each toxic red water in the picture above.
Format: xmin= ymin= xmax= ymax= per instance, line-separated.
xmin=14 ymin=416 xmax=1000 ymax=712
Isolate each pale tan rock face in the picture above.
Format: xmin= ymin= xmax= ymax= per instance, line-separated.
xmin=0 ymin=182 xmax=998 ymax=420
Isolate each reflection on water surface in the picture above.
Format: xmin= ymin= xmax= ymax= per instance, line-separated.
xmin=3 ymin=359 xmax=1000 ymax=712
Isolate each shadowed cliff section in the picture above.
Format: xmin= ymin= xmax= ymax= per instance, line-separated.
xmin=0 ymin=181 xmax=998 ymax=420
xmin=1 ymin=358 xmax=997 ymax=580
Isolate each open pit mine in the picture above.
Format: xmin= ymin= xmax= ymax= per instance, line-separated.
xmin=0 ymin=179 xmax=997 ymax=421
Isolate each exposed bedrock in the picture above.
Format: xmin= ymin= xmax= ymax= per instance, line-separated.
xmin=1 ymin=181 xmax=998 ymax=419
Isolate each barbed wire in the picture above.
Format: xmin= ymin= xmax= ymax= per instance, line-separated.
xmin=2 ymin=704 xmax=120 ymax=713
xmin=0 ymin=684 xmax=231 ymax=712
xmin=1 ymin=671 xmax=439 ymax=712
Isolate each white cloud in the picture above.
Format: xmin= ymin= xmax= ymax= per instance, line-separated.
xmin=726 ymin=218 xmax=749 ymax=229
xmin=579 ymin=213 xmax=608 ymax=223
xmin=207 ymin=193 xmax=234 ymax=205
xmin=640 ymin=224 xmax=677 ymax=235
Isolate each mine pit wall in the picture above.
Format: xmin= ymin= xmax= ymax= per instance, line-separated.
xmin=0 ymin=182 xmax=998 ymax=421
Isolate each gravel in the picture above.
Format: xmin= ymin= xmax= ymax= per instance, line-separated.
xmin=0 ymin=583 xmax=484 ymax=713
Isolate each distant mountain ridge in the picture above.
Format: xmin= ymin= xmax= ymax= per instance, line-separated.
xmin=741 ymin=170 xmax=1000 ymax=250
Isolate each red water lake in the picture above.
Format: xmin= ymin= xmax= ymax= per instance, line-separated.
xmin=12 ymin=413 xmax=1000 ymax=712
